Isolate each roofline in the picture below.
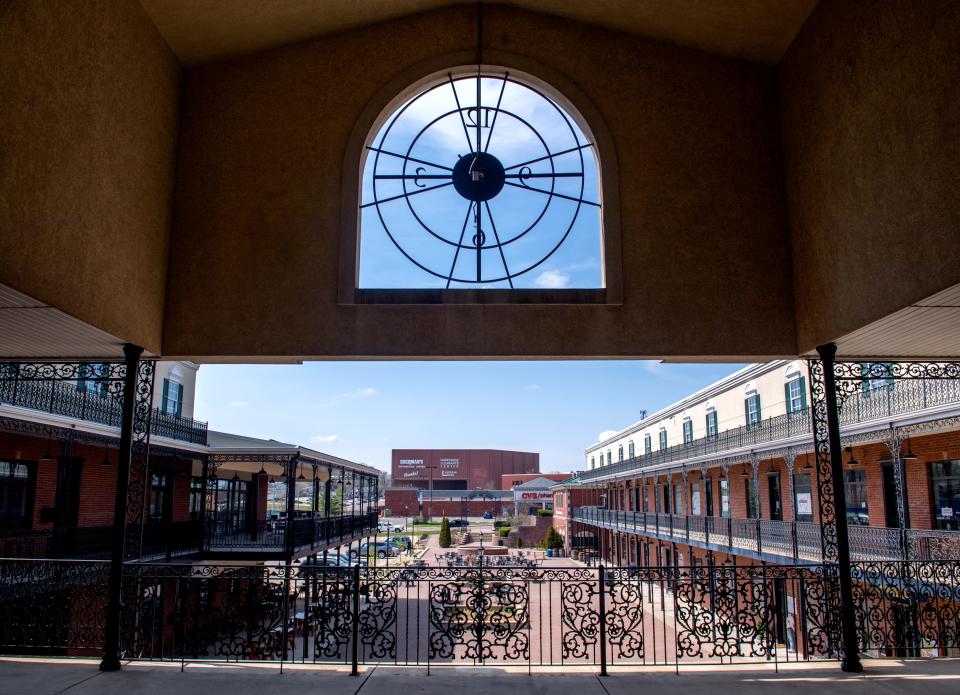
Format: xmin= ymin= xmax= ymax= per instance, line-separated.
xmin=585 ymin=361 xmax=795 ymax=454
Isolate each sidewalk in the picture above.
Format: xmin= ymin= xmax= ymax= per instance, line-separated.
xmin=2 ymin=658 xmax=959 ymax=695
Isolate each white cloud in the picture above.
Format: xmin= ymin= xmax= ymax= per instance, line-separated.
xmin=310 ymin=434 xmax=341 ymax=445
xmin=598 ymin=430 xmax=618 ymax=442
xmin=534 ymin=270 xmax=570 ymax=289
xmin=356 ymin=387 xmax=378 ymax=397
xmin=229 ymin=400 xmax=249 ymax=408
xmin=524 ymin=384 xmax=539 ymax=391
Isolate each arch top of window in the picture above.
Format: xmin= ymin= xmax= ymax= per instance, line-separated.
xmin=340 ymin=64 xmax=621 ymax=306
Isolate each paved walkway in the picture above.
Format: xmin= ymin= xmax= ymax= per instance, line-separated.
xmin=2 ymin=658 xmax=959 ymax=695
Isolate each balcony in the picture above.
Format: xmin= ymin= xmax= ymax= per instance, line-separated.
xmin=581 ymin=378 xmax=960 ymax=481
xmin=0 ymin=521 xmax=202 ymax=561
xmin=573 ymin=506 xmax=960 ymax=564
xmin=0 ymin=377 xmax=208 ymax=445
xmin=204 ymin=511 xmax=378 ymax=559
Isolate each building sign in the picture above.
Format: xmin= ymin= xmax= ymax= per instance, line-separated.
xmin=398 ymin=458 xmax=423 ymax=468
xmin=401 ymin=471 xmax=420 ymax=478
xmin=515 ymin=491 xmax=554 ymax=502
xmin=796 ymin=493 xmax=812 ymax=515
xmin=439 ymin=458 xmax=460 ymax=468
xmin=440 ymin=470 xmax=458 ymax=477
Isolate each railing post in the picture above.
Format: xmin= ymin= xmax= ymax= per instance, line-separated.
xmin=728 ymin=517 xmax=733 ymax=550
xmin=351 ymin=564 xmax=361 ymax=676
xmin=792 ymin=522 xmax=799 ymax=562
xmin=598 ymin=564 xmax=608 ymax=676
xmin=756 ymin=519 xmax=762 ymax=556
xmin=100 ymin=344 xmax=141 ymax=672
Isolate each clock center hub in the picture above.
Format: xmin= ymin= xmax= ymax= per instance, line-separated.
xmin=452 ymin=152 xmax=506 ymax=202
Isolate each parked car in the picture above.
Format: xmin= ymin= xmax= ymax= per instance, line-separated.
xmin=378 ymin=520 xmax=405 ymax=533
xmin=353 ymin=541 xmax=399 ymax=559
xmin=385 ymin=535 xmax=412 ymax=550
xmin=449 ymin=519 xmax=469 ymax=528
xmin=482 ymin=511 xmax=494 ymax=520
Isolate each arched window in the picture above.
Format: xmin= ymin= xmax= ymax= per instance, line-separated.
xmin=358 ymin=68 xmax=602 ymax=290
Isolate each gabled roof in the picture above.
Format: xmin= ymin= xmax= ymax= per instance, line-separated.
xmin=513 ymin=476 xmax=564 ymax=490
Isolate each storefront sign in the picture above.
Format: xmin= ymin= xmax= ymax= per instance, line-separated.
xmin=516 ymin=491 xmax=554 ymax=502
xmin=796 ymin=493 xmax=812 ymax=515
xmin=398 ymin=459 xmax=423 ymax=468
xmin=440 ymin=470 xmax=458 ymax=477
xmin=439 ymin=458 xmax=459 ymax=468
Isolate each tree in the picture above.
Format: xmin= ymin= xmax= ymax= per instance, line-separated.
xmin=540 ymin=526 xmax=564 ymax=551
xmin=438 ymin=517 xmax=452 ymax=548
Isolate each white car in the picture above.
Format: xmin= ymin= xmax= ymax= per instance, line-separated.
xmin=378 ymin=520 xmax=405 ymax=533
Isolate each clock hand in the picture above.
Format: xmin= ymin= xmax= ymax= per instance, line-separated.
xmin=502 ymin=143 xmax=594 ymax=171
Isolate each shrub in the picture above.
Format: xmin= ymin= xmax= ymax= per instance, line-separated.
xmin=497 ymin=527 xmax=510 ymax=538
xmin=514 ymin=535 xmax=522 ymax=548
xmin=536 ymin=508 xmax=554 ymax=517
xmin=540 ymin=526 xmax=564 ymax=551
xmin=438 ymin=517 xmax=452 ymax=548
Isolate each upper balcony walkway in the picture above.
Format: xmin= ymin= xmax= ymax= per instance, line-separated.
xmin=581 ymin=378 xmax=960 ymax=482
xmin=573 ymin=506 xmax=960 ymax=565
xmin=0 ymin=376 xmax=208 ymax=445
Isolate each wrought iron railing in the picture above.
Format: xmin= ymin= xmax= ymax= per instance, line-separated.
xmin=572 ymin=507 xmax=960 ymax=563
xmin=0 ymin=377 xmax=208 ymax=445
xmin=581 ymin=378 xmax=960 ymax=481
xmin=3 ymin=559 xmax=958 ymax=665
xmin=0 ymin=521 xmax=202 ymax=561
xmin=120 ymin=562 xmax=839 ymax=667
xmin=205 ymin=512 xmax=378 ymax=555
xmin=0 ymin=558 xmax=109 ymax=656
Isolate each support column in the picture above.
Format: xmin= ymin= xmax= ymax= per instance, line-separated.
xmin=812 ymin=343 xmax=862 ymax=672
xmin=101 ymin=344 xmax=141 ymax=672
xmin=285 ymin=454 xmax=299 ymax=559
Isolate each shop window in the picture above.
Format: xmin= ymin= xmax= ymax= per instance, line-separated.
xmin=793 ymin=473 xmax=813 ymax=522
xmin=844 ymin=469 xmax=868 ymax=526
xmin=746 ymin=478 xmax=760 ymax=519
xmin=0 ymin=460 xmax=32 ymax=527
xmin=930 ymin=460 xmax=960 ymax=530
xmin=148 ymin=473 xmax=168 ymax=522
xmin=719 ymin=479 xmax=730 ymax=518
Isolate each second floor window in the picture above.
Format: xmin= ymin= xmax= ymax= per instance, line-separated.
xmin=590 ymin=456 xmax=595 ymax=469
xmin=618 ymin=446 xmax=623 ymax=462
xmin=189 ymin=477 xmax=204 ymax=520
xmin=706 ymin=410 xmax=718 ymax=437
xmin=644 ymin=435 xmax=652 ymax=455
xmin=682 ymin=419 xmax=693 ymax=444
xmin=162 ymin=379 xmax=183 ymax=417
xmin=745 ymin=394 xmax=761 ymax=429
xmin=786 ymin=376 xmax=807 ymax=413
xmin=606 ymin=451 xmax=612 ymax=466
xmin=628 ymin=441 xmax=635 ymax=458
xmin=658 ymin=429 xmax=668 ymax=451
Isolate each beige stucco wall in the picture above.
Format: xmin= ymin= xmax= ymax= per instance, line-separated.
xmin=780 ymin=0 xmax=960 ymax=353
xmin=0 ymin=0 xmax=181 ymax=354
xmin=162 ymin=5 xmax=795 ymax=360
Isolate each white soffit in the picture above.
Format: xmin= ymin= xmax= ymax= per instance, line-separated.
xmin=0 ymin=283 xmax=129 ymax=359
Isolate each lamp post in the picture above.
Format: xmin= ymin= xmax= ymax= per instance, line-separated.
xmin=422 ymin=464 xmax=438 ymax=520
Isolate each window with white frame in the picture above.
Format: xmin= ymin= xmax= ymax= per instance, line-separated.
xmin=162 ymin=378 xmax=183 ymax=417
xmin=682 ymin=418 xmax=693 ymax=444
xmin=658 ymin=428 xmax=668 ymax=451
xmin=644 ymin=434 xmax=652 ymax=455
xmin=628 ymin=440 xmax=635 ymax=458
xmin=786 ymin=375 xmax=807 ymax=413
xmin=618 ymin=445 xmax=623 ymax=462
xmin=606 ymin=450 xmax=611 ymax=466
xmin=744 ymin=392 xmax=761 ymax=429
xmin=706 ymin=409 xmax=718 ymax=437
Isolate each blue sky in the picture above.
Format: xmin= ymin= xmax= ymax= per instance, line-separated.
xmin=359 ymin=72 xmax=602 ymax=289
xmin=194 ymin=361 xmax=745 ymax=474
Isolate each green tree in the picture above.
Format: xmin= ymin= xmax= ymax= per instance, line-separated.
xmin=540 ymin=526 xmax=564 ymax=551
xmin=438 ymin=517 xmax=452 ymax=548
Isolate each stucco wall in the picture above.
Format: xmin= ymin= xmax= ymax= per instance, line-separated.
xmin=0 ymin=0 xmax=181 ymax=354
xmin=163 ymin=5 xmax=794 ymax=360
xmin=780 ymin=0 xmax=960 ymax=353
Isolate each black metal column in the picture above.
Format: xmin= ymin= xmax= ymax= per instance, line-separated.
xmin=100 ymin=344 xmax=141 ymax=672
xmin=285 ymin=454 xmax=299 ymax=559
xmin=816 ymin=343 xmax=862 ymax=673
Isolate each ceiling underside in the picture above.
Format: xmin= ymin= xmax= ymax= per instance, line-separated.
xmin=138 ymin=0 xmax=819 ymax=67
xmin=831 ymin=284 xmax=960 ymax=360
xmin=0 ymin=284 xmax=131 ymax=359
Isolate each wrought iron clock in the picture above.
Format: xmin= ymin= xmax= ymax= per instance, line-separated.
xmin=360 ymin=70 xmax=600 ymax=288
